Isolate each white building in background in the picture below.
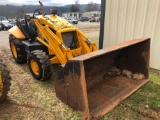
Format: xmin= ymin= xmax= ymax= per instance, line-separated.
xmin=99 ymin=0 xmax=160 ymax=70
xmin=62 ymin=12 xmax=82 ymax=19
xmin=82 ymin=11 xmax=101 ymax=18
xmin=62 ymin=11 xmax=101 ymax=19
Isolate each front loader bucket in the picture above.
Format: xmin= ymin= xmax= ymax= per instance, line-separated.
xmin=55 ymin=38 xmax=150 ymax=119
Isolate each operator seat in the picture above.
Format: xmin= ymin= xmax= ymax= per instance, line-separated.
xmin=16 ymin=15 xmax=37 ymax=40
xmin=19 ymin=20 xmax=31 ymax=38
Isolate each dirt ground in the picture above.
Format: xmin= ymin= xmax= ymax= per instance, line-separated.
xmin=0 ymin=22 xmax=100 ymax=120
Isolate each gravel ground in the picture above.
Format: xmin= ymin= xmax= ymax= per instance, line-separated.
xmin=0 ymin=31 xmax=10 ymax=48
xmin=75 ymin=21 xmax=100 ymax=45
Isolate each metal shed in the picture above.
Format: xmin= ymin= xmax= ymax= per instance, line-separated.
xmin=99 ymin=0 xmax=160 ymax=70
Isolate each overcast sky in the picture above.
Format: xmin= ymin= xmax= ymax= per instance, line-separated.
xmin=0 ymin=0 xmax=101 ymax=6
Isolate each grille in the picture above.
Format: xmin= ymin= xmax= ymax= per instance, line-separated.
xmin=62 ymin=31 xmax=77 ymax=49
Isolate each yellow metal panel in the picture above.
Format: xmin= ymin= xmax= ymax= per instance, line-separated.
xmin=56 ymin=28 xmax=77 ymax=41
xmin=8 ymin=26 xmax=26 ymax=39
xmin=34 ymin=19 xmax=67 ymax=64
xmin=50 ymin=56 xmax=60 ymax=64
xmin=39 ymin=15 xmax=74 ymax=31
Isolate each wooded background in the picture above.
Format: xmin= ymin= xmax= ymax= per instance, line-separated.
xmin=0 ymin=3 xmax=100 ymax=18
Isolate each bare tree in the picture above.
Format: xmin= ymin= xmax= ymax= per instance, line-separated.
xmin=85 ymin=1 xmax=98 ymax=12
xmin=75 ymin=0 xmax=79 ymax=5
xmin=70 ymin=0 xmax=80 ymax=12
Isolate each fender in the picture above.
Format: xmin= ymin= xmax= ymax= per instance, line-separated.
xmin=8 ymin=26 xmax=26 ymax=39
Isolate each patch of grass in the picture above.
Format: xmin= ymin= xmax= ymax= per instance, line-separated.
xmin=104 ymin=70 xmax=160 ymax=119
xmin=150 ymin=69 xmax=160 ymax=85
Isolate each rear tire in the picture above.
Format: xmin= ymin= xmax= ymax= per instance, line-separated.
xmin=27 ymin=50 xmax=52 ymax=81
xmin=9 ymin=34 xmax=27 ymax=64
xmin=0 ymin=60 xmax=11 ymax=101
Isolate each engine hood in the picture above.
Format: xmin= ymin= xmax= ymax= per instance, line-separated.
xmin=37 ymin=15 xmax=75 ymax=31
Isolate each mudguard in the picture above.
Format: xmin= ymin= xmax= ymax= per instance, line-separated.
xmin=8 ymin=26 xmax=26 ymax=39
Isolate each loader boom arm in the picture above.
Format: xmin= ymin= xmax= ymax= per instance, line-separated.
xmin=34 ymin=19 xmax=98 ymax=65
xmin=34 ymin=19 xmax=67 ymax=64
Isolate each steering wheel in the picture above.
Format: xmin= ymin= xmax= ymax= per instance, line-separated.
xmin=33 ymin=9 xmax=42 ymax=18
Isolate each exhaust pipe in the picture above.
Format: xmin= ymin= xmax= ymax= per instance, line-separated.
xmin=39 ymin=1 xmax=45 ymax=17
xmin=55 ymin=38 xmax=150 ymax=119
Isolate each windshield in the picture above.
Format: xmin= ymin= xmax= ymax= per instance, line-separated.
xmin=0 ymin=16 xmax=8 ymax=21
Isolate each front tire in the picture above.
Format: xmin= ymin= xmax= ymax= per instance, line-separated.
xmin=9 ymin=34 xmax=27 ymax=64
xmin=27 ymin=50 xmax=52 ymax=81
xmin=0 ymin=61 xmax=11 ymax=101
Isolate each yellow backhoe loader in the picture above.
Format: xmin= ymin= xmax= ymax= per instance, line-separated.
xmin=8 ymin=1 xmax=150 ymax=119
xmin=9 ymin=2 xmax=98 ymax=81
xmin=0 ymin=60 xmax=11 ymax=101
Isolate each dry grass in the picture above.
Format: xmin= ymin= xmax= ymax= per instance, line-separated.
xmin=0 ymin=47 xmax=82 ymax=119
